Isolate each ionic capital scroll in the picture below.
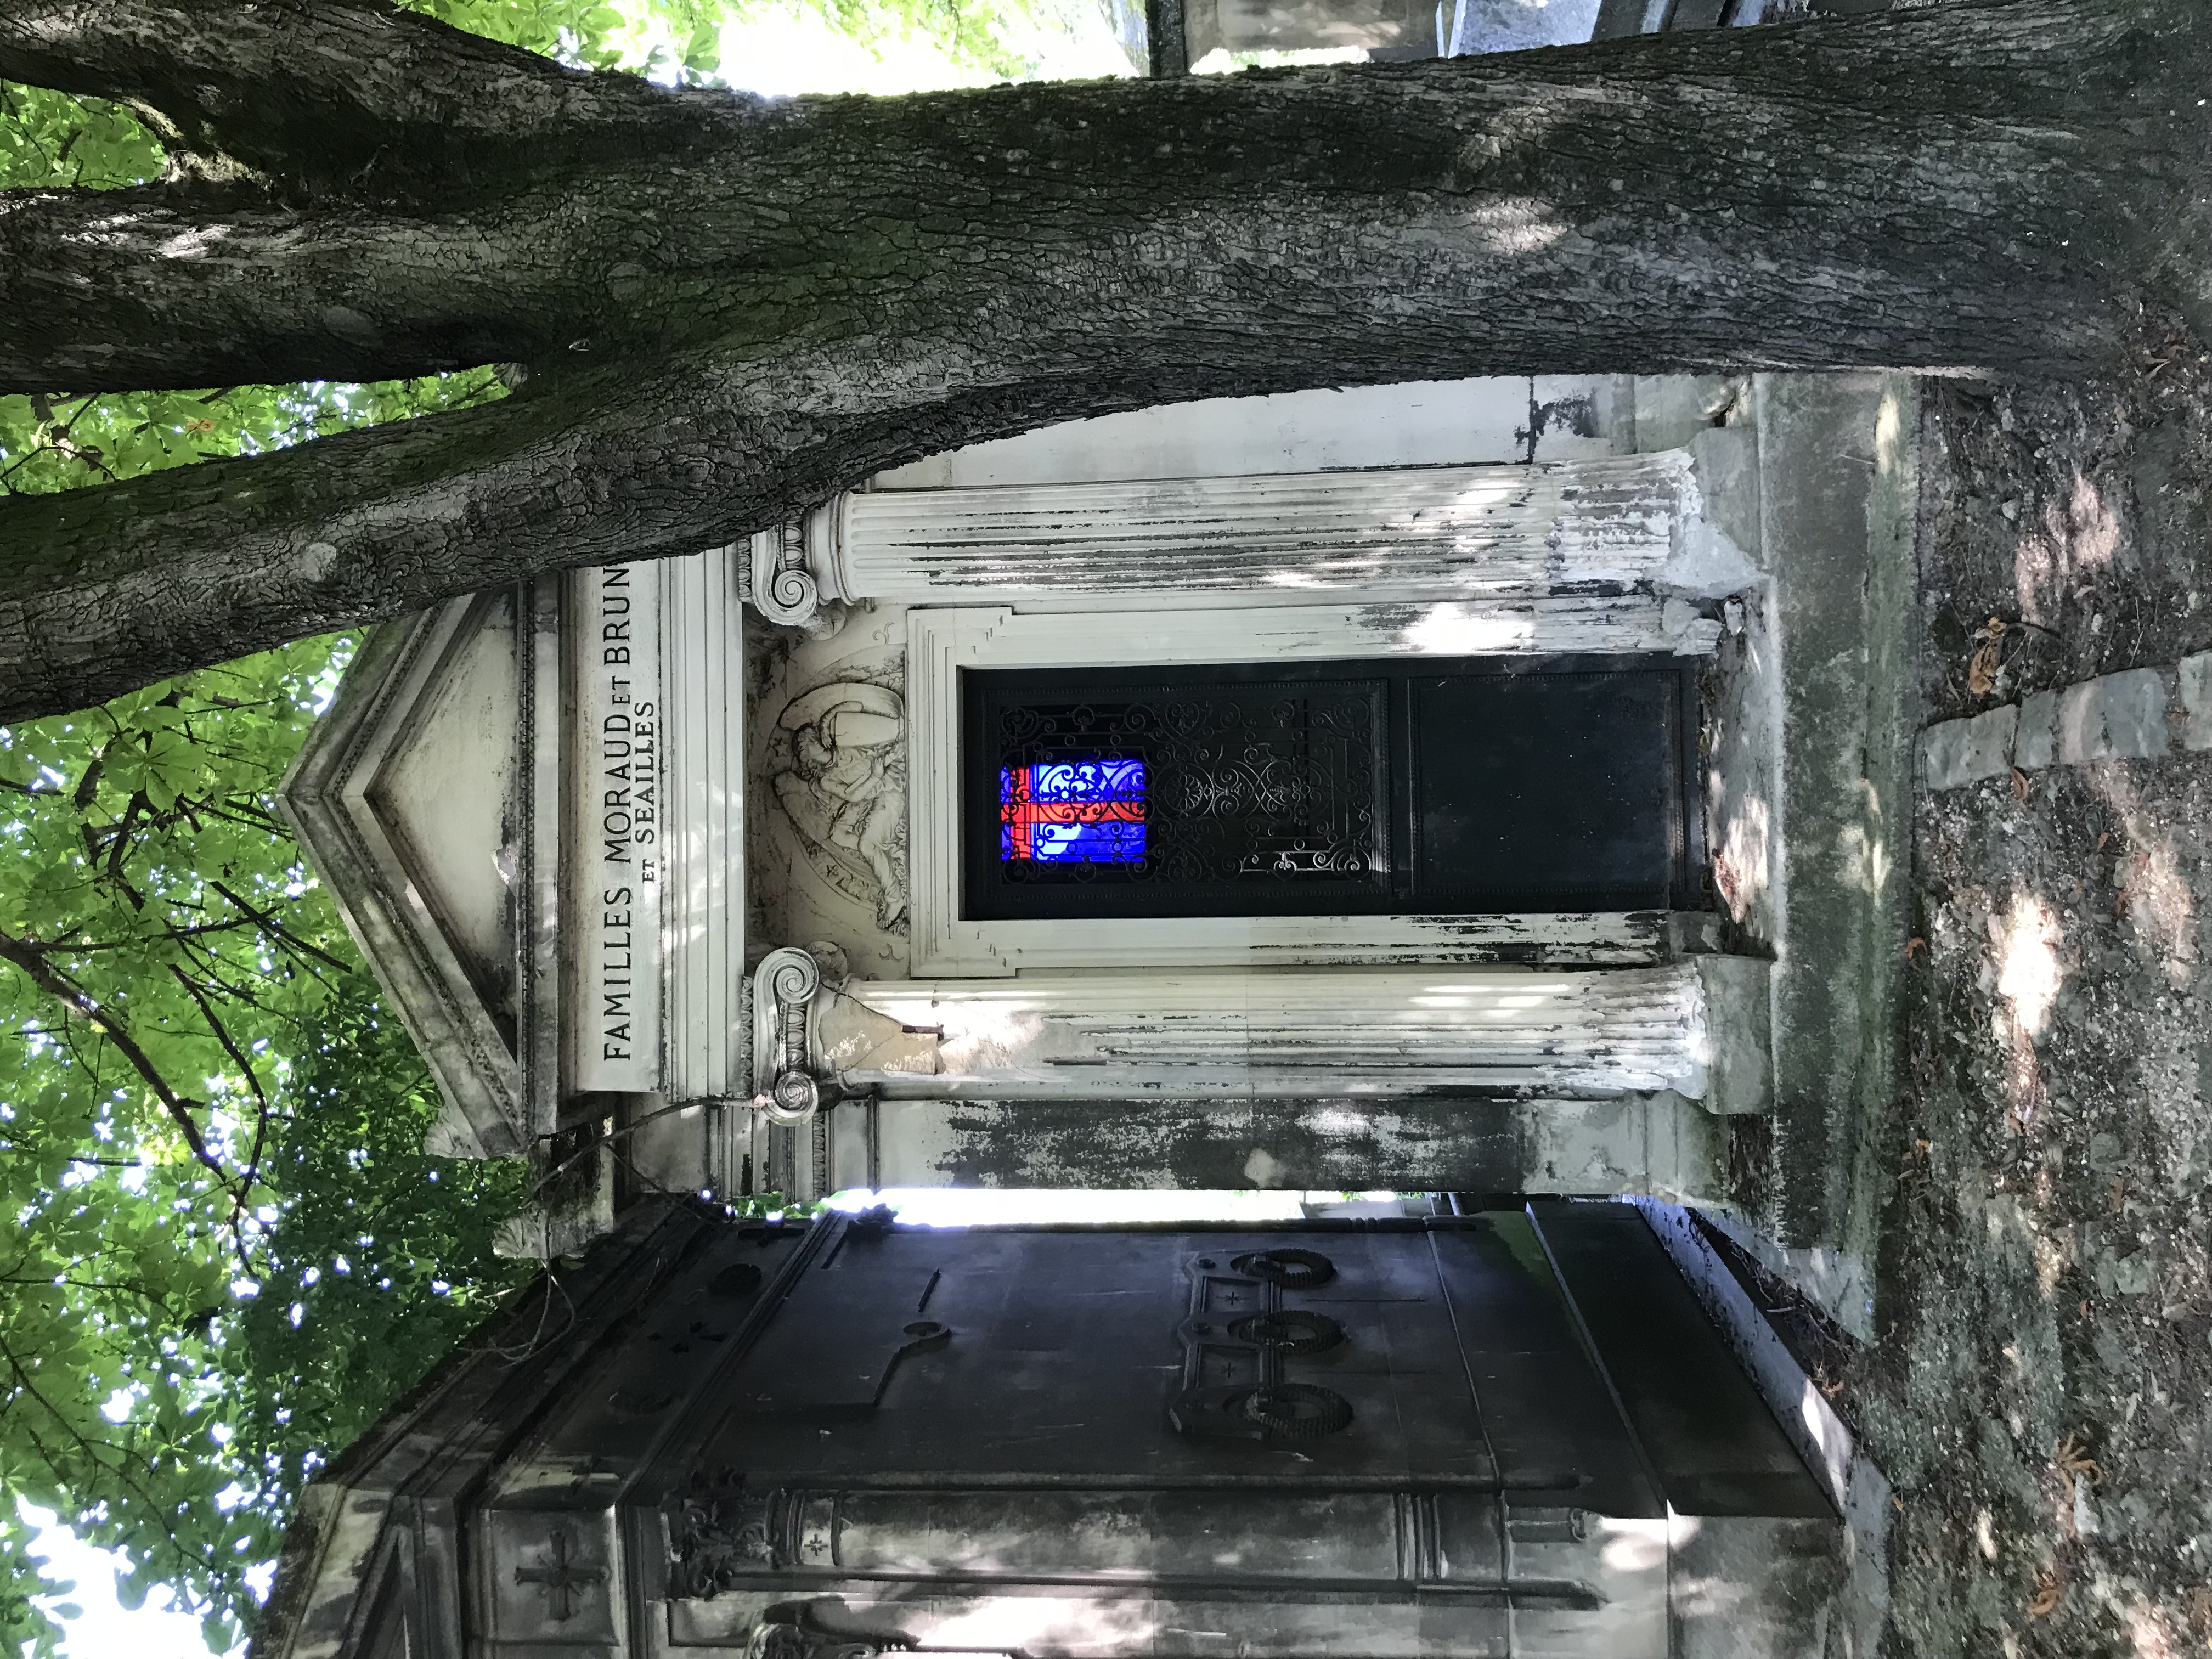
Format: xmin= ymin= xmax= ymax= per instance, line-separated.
xmin=749 ymin=946 xmax=822 ymax=1124
xmin=742 ymin=498 xmax=854 ymax=633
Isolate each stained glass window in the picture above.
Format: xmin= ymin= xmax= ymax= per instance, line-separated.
xmin=965 ymin=658 xmax=1696 ymax=921
xmin=1001 ymin=758 xmax=1148 ymax=863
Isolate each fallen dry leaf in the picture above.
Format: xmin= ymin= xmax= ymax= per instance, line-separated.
xmin=1966 ymin=616 xmax=2014 ymax=697
xmin=2028 ymin=1565 xmax=2066 ymax=1618
xmin=2054 ymin=1433 xmax=2103 ymax=1491
xmin=1968 ymin=640 xmax=2002 ymax=697
xmin=2011 ymin=766 xmax=2033 ymax=802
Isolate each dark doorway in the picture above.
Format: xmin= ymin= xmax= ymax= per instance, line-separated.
xmin=962 ymin=654 xmax=1696 ymax=921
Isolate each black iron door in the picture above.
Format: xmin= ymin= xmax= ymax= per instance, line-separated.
xmin=963 ymin=654 xmax=1696 ymax=920
xmin=625 ymin=1213 xmax=1786 ymax=1657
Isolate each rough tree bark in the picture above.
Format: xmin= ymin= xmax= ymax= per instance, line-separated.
xmin=0 ymin=0 xmax=2205 ymax=719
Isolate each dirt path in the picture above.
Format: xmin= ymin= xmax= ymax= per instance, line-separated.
xmin=1842 ymin=316 xmax=2212 ymax=1656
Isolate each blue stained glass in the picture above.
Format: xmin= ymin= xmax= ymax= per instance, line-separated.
xmin=1001 ymin=758 xmax=1147 ymax=862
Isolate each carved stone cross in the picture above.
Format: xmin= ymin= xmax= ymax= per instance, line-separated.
xmin=515 ymin=1528 xmax=606 ymax=1621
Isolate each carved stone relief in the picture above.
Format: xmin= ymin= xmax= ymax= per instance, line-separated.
xmin=770 ymin=681 xmax=907 ymax=930
xmin=487 ymin=1509 xmax=620 ymax=1644
xmin=748 ymin=606 xmax=912 ymax=977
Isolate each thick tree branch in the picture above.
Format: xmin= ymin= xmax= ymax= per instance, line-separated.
xmin=0 ymin=0 xmax=2204 ymax=715
xmin=0 ymin=188 xmax=551 ymax=389
xmin=0 ymin=2 xmax=2174 ymax=393
xmin=0 ymin=363 xmax=1195 ymax=701
xmin=0 ymin=0 xmax=710 ymax=195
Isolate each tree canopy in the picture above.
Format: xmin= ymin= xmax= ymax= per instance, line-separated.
xmin=0 ymin=636 xmax=539 ymax=1657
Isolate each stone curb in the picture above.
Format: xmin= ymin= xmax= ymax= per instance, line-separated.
xmin=1918 ymin=653 xmax=2211 ymax=790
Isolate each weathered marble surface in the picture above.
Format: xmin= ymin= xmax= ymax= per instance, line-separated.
xmin=747 ymin=603 xmax=913 ymax=978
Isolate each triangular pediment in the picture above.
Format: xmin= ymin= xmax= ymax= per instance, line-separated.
xmin=366 ymin=605 xmax=520 ymax=1040
xmin=280 ymin=594 xmax=539 ymax=1157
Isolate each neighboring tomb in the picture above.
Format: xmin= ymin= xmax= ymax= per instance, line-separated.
xmin=250 ymin=1198 xmax=1864 ymax=1659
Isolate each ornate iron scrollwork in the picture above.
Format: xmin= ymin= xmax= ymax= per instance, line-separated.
xmin=1239 ymin=1381 xmax=1355 ymax=1438
xmin=1227 ymin=1309 xmax=1345 ymax=1354
xmin=1171 ymin=1250 xmax=1353 ymax=1442
xmin=667 ymin=1476 xmax=787 ymax=1597
xmin=991 ymin=684 xmax=1384 ymax=891
xmin=1232 ymin=1248 xmax=1338 ymax=1289
xmin=747 ymin=1624 xmax=881 ymax=1659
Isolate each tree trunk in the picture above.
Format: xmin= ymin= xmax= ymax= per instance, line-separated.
xmin=0 ymin=0 xmax=2202 ymax=719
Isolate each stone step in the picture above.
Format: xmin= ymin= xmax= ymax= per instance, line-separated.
xmin=1918 ymin=654 xmax=2212 ymax=791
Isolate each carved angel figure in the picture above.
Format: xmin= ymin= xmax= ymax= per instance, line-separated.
xmin=770 ymin=681 xmax=908 ymax=930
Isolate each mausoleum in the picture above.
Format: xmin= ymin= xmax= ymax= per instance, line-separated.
xmin=263 ymin=368 xmax=1912 ymax=1657
xmin=280 ymin=371 xmax=1911 ymax=1262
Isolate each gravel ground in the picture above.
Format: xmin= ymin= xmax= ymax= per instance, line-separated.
xmin=1833 ymin=309 xmax=2212 ymax=1657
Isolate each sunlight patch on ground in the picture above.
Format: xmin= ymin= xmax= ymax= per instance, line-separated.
xmin=1994 ymin=891 xmax=2065 ymax=1037
xmin=2012 ymin=469 xmax=2120 ymax=626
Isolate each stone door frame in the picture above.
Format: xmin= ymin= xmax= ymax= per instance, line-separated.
xmin=904 ymin=598 xmax=1713 ymax=976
